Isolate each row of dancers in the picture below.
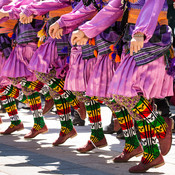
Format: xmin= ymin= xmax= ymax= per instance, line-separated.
xmin=0 ymin=0 xmax=174 ymax=173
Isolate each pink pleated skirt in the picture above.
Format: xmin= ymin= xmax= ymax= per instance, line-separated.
xmin=64 ymin=46 xmax=97 ymax=92
xmin=108 ymin=52 xmax=173 ymax=99
xmin=1 ymin=42 xmax=37 ymax=82
xmin=0 ymin=52 xmax=11 ymax=88
xmin=86 ymin=54 xmax=119 ymax=98
xmin=28 ymin=38 xmax=68 ymax=79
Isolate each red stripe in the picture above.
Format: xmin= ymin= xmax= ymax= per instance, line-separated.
xmin=8 ymin=109 xmax=18 ymax=116
xmin=0 ymin=95 xmax=9 ymax=100
xmin=89 ymin=115 xmax=101 ymax=123
xmin=139 ymin=130 xmax=155 ymax=139
xmin=34 ymin=81 xmax=44 ymax=91
xmin=141 ymin=157 xmax=150 ymax=164
xmin=13 ymin=90 xmax=19 ymax=99
xmin=57 ymin=108 xmax=71 ymax=115
xmin=30 ymin=103 xmax=42 ymax=111
xmin=120 ymin=120 xmax=134 ymax=130
xmin=0 ymin=86 xmax=7 ymax=93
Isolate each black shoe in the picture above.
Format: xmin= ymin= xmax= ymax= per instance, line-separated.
xmin=171 ymin=114 xmax=175 ymax=133
xmin=154 ymin=98 xmax=172 ymax=118
xmin=116 ymin=129 xmax=124 ymax=139
xmin=104 ymin=123 xmax=116 ymax=134
xmin=0 ymin=108 xmax=6 ymax=113
xmin=73 ymin=110 xmax=85 ymax=126
xmin=22 ymin=106 xmax=30 ymax=110
xmin=104 ymin=115 xmax=117 ymax=134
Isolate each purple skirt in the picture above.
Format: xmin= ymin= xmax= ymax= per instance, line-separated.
xmin=108 ymin=51 xmax=173 ymax=99
xmin=0 ymin=52 xmax=11 ymax=88
xmin=86 ymin=54 xmax=119 ymax=98
xmin=1 ymin=42 xmax=37 ymax=82
xmin=64 ymin=46 xmax=97 ymax=92
xmin=28 ymin=38 xmax=68 ymax=79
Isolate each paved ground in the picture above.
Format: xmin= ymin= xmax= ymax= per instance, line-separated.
xmin=0 ymin=104 xmax=175 ymax=175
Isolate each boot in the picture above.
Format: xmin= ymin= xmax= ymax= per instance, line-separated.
xmin=52 ymin=127 xmax=77 ymax=146
xmin=77 ymin=137 xmax=107 ymax=153
xmin=116 ymin=128 xmax=124 ymax=139
xmin=77 ymin=102 xmax=86 ymax=120
xmin=157 ymin=117 xmax=172 ymax=156
xmin=129 ymin=154 xmax=164 ymax=173
xmin=104 ymin=113 xmax=116 ymax=134
xmin=113 ymin=144 xmax=143 ymax=162
xmin=73 ymin=110 xmax=85 ymax=126
xmin=43 ymin=98 xmax=54 ymax=115
xmin=24 ymin=124 xmax=48 ymax=138
xmin=0 ymin=122 xmax=24 ymax=134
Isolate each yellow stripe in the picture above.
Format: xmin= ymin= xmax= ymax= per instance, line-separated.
xmin=143 ymin=153 xmax=154 ymax=162
xmin=138 ymin=125 xmax=154 ymax=132
xmin=10 ymin=124 xmax=15 ymax=128
xmin=61 ymin=126 xmax=70 ymax=134
xmin=118 ymin=114 xmax=132 ymax=124
xmin=155 ymin=123 xmax=167 ymax=133
xmin=90 ymin=135 xmax=99 ymax=143
xmin=55 ymin=104 xmax=64 ymax=110
xmin=5 ymin=104 xmax=17 ymax=112
xmin=125 ymin=143 xmax=135 ymax=152
xmin=33 ymin=124 xmax=41 ymax=131
xmin=53 ymin=86 xmax=62 ymax=92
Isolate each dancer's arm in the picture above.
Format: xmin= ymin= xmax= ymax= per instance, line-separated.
xmin=49 ymin=0 xmax=98 ymax=38
xmin=0 ymin=0 xmax=32 ymax=20
xmin=57 ymin=0 xmax=97 ymax=30
xmin=130 ymin=0 xmax=166 ymax=55
xmin=21 ymin=0 xmax=71 ymax=17
xmin=78 ymin=0 xmax=123 ymax=38
xmin=132 ymin=0 xmax=166 ymax=43
xmin=70 ymin=0 xmax=122 ymax=45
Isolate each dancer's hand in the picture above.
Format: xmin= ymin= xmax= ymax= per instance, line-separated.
xmin=130 ymin=32 xmax=144 ymax=56
xmin=0 ymin=11 xmax=9 ymax=19
xmin=20 ymin=13 xmax=33 ymax=24
xmin=55 ymin=28 xmax=63 ymax=39
xmin=173 ymin=2 xmax=175 ymax=9
xmin=49 ymin=22 xmax=61 ymax=39
xmin=71 ymin=30 xmax=88 ymax=45
xmin=76 ymin=37 xmax=88 ymax=45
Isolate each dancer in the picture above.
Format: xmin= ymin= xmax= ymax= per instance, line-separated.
xmin=0 ymin=0 xmax=50 ymax=138
xmin=48 ymin=0 xmax=124 ymax=152
xmin=18 ymin=0 xmax=87 ymax=143
xmin=69 ymin=0 xmax=173 ymax=173
xmin=0 ymin=0 xmax=30 ymax=134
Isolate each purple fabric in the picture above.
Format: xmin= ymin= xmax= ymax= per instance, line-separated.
xmin=0 ymin=52 xmax=11 ymax=88
xmin=1 ymin=42 xmax=37 ymax=81
xmin=2 ymin=0 xmax=34 ymax=19
xmin=108 ymin=50 xmax=173 ymax=99
xmin=130 ymin=0 xmax=168 ymax=43
xmin=79 ymin=0 xmax=123 ymax=38
xmin=15 ymin=20 xmax=44 ymax=44
xmin=0 ymin=34 xmax=12 ymax=58
xmin=123 ymin=24 xmax=171 ymax=66
xmin=0 ymin=0 xmax=12 ymax=9
xmin=86 ymin=54 xmax=119 ymax=98
xmin=58 ymin=1 xmax=96 ymax=34
xmin=21 ymin=0 xmax=70 ymax=17
xmin=64 ymin=46 xmax=97 ymax=92
xmin=28 ymin=37 xmax=69 ymax=79
xmin=167 ymin=57 xmax=175 ymax=76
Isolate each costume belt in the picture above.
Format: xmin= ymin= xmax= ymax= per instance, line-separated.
xmin=128 ymin=8 xmax=168 ymax=25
